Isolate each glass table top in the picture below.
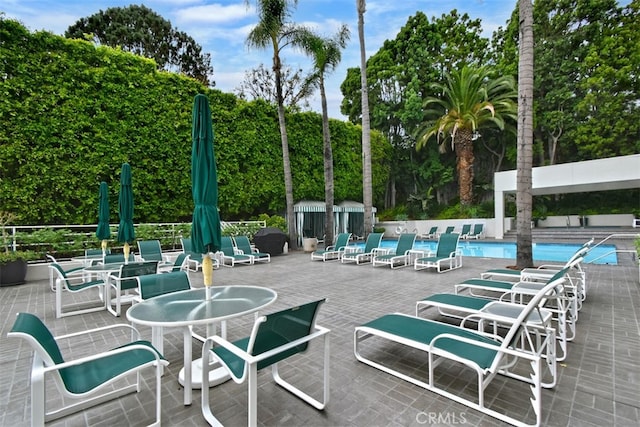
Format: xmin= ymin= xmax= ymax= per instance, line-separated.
xmin=127 ymin=286 xmax=277 ymax=327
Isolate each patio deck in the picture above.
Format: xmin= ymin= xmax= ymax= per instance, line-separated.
xmin=1 ymin=248 xmax=638 ymax=426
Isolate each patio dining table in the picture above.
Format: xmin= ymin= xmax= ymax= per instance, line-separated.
xmin=126 ymin=285 xmax=277 ymax=405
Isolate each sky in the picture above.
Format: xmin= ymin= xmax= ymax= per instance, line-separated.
xmin=3 ymin=0 xmax=518 ymax=119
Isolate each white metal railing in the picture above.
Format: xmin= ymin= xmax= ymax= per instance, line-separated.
xmin=3 ymin=221 xmax=266 ymax=256
xmin=585 ymin=233 xmax=639 ymax=264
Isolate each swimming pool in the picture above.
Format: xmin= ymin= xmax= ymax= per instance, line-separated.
xmin=357 ymin=239 xmax=618 ymax=264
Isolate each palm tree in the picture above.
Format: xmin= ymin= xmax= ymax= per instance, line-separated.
xmin=357 ymin=0 xmax=374 ymax=238
xmin=298 ymin=25 xmax=350 ymax=246
xmin=416 ymin=65 xmax=517 ymax=206
xmin=245 ymin=0 xmax=307 ymax=249
xmin=516 ymin=0 xmax=535 ymax=268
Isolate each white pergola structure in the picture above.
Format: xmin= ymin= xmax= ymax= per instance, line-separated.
xmin=494 ymin=154 xmax=640 ymax=239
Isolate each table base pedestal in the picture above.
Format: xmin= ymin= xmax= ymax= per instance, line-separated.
xmin=178 ymin=357 xmax=230 ymax=389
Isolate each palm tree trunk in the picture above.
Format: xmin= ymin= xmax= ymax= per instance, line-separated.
xmin=319 ymin=76 xmax=335 ymax=245
xmin=274 ymin=51 xmax=297 ymax=250
xmin=516 ymin=0 xmax=534 ymax=268
xmin=357 ymin=0 xmax=373 ymax=238
xmin=455 ymin=128 xmax=475 ymax=206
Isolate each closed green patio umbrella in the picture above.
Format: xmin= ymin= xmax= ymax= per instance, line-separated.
xmin=96 ymin=181 xmax=111 ymax=255
xmin=191 ymin=94 xmax=221 ymax=295
xmin=117 ymin=163 xmax=135 ymax=263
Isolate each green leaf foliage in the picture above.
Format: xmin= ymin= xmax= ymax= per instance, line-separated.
xmin=0 ymin=18 xmax=389 ymax=225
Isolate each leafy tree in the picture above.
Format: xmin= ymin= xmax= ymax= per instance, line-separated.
xmin=357 ymin=0 xmax=374 ymax=238
xmin=416 ymin=66 xmax=517 ymax=206
xmin=340 ymin=10 xmax=491 ymax=209
xmin=298 ymin=24 xmax=350 ymax=245
xmin=65 ymin=4 xmax=214 ymax=85
xmin=516 ymin=0 xmax=535 ymax=268
xmin=235 ymin=63 xmax=315 ymax=111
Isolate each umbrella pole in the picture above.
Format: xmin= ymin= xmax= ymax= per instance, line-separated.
xmin=123 ymin=242 xmax=130 ymax=264
xmin=203 ymin=254 xmax=213 ymax=299
xmin=101 ymin=239 xmax=107 ymax=257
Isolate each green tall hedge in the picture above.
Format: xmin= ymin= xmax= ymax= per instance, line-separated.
xmin=0 ymin=18 xmax=391 ymax=224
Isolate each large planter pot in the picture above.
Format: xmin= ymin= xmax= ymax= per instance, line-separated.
xmin=0 ymin=259 xmax=28 ymax=286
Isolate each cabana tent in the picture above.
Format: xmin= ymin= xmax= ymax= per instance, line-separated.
xmin=294 ymin=200 xmax=377 ymax=246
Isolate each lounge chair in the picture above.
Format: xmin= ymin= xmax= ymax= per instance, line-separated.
xmin=419 ymin=226 xmax=438 ymax=240
xmin=437 ymin=226 xmax=455 ymax=237
xmin=414 ymin=232 xmax=462 ymax=272
xmin=180 ymin=237 xmax=205 ymax=272
xmin=219 ymin=236 xmax=253 ymax=267
xmin=311 ymin=232 xmax=351 ymax=261
xmin=50 ymin=263 xmax=107 ymax=318
xmin=467 ymin=224 xmax=485 ymax=239
xmin=459 ymin=224 xmax=472 ymax=239
xmin=417 ymin=268 xmax=571 ymax=367
xmin=354 ymin=276 xmax=566 ymax=427
xmin=234 ymin=235 xmax=271 ymax=263
xmin=372 ymin=233 xmax=416 ymax=269
xmin=161 ymin=252 xmax=190 ymax=273
xmin=8 ymin=312 xmax=167 ymax=426
xmin=201 ymin=299 xmax=330 ymax=427
xmin=455 ymin=267 xmax=577 ymax=353
xmin=340 ymin=232 xmax=384 ymax=265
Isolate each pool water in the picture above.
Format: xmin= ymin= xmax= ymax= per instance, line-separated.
xmin=358 ymin=239 xmax=618 ymax=265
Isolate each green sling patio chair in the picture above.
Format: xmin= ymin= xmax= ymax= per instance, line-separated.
xmin=136 ymin=270 xmax=192 ymax=301
xmin=50 ymin=263 xmax=107 ymax=319
xmin=8 ymin=312 xmax=167 ymax=426
xmin=137 ymin=240 xmax=165 ymax=262
xmin=414 ymin=232 xmax=462 ymax=272
xmin=311 ymin=232 xmax=352 ymax=261
xmin=201 ymin=299 xmax=330 ymax=427
xmin=46 ymin=254 xmax=85 ymax=292
xmin=341 ymin=232 xmax=384 ymax=265
xmin=107 ymin=261 xmax=158 ymax=317
xmin=166 ymin=252 xmax=190 ymax=273
xmin=219 ymin=236 xmax=253 ymax=267
xmin=372 ymin=233 xmax=416 ymax=269
xmin=102 ymin=253 xmax=135 ymax=264
xmin=354 ymin=276 xmax=566 ymax=427
xmin=234 ymin=235 xmax=271 ymax=263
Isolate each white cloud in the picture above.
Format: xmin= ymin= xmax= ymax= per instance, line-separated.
xmin=174 ymin=3 xmax=252 ymax=24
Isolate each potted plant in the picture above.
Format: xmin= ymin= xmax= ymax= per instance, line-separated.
xmin=0 ymin=211 xmax=39 ymax=286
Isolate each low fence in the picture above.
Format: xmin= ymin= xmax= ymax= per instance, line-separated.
xmin=3 ymin=221 xmax=266 ymax=259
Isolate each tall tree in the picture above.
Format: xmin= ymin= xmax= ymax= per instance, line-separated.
xmin=298 ymin=25 xmax=350 ymax=246
xmin=235 ymin=63 xmax=316 ymax=112
xmin=65 ymin=4 xmax=214 ymax=85
xmin=245 ymin=0 xmax=308 ymax=249
xmin=415 ymin=66 xmax=517 ymax=206
xmin=516 ymin=0 xmax=535 ymax=268
xmin=357 ymin=0 xmax=373 ymax=238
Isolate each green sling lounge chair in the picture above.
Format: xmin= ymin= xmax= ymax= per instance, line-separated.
xmin=414 ymin=232 xmax=462 ymax=272
xmin=311 ymin=232 xmax=351 ymax=261
xmin=8 ymin=312 xmax=167 ymax=426
xmin=459 ymin=224 xmax=472 ymax=239
xmin=420 ymin=226 xmax=438 ymax=240
xmin=354 ymin=276 xmax=566 ymax=427
xmin=181 ymin=237 xmax=208 ymax=272
xmin=467 ymin=223 xmax=485 ymax=239
xmin=234 ymin=235 xmax=271 ymax=263
xmin=341 ymin=232 xmax=384 ymax=265
xmin=201 ymin=299 xmax=330 ymax=427
xmin=372 ymin=233 xmax=416 ymax=269
xmin=219 ymin=236 xmax=253 ymax=267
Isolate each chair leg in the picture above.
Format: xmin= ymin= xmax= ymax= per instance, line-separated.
xmin=271 ymin=333 xmax=330 ymax=410
xmin=31 ymin=357 xmax=46 ymax=426
xmin=248 ymin=363 xmax=258 ymax=427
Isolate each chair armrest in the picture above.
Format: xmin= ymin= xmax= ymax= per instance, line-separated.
xmin=55 ymin=323 xmax=141 ymax=341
